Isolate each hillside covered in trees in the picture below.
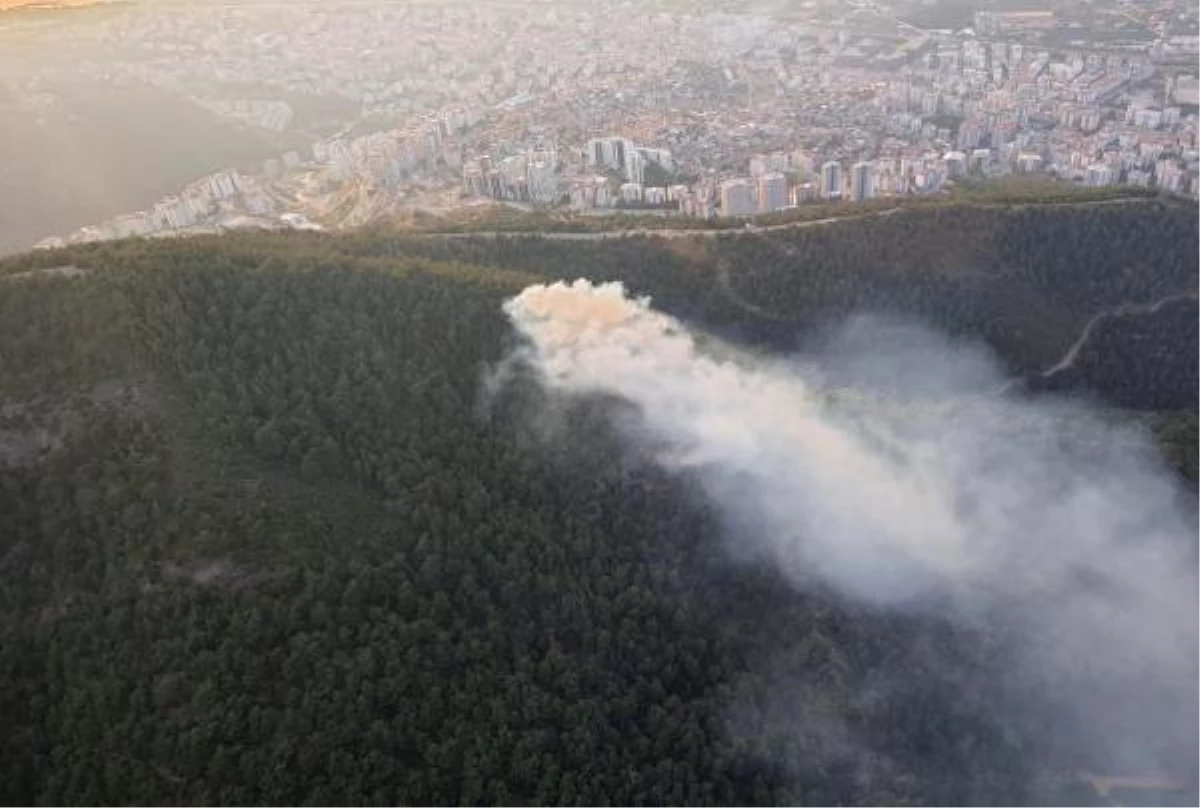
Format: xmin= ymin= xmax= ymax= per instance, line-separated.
xmin=0 ymin=194 xmax=1196 ymax=806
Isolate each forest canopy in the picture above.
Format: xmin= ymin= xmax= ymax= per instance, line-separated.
xmin=0 ymin=194 xmax=1196 ymax=806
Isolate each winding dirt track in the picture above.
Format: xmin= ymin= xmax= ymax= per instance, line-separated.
xmin=1040 ymin=293 xmax=1199 ymax=378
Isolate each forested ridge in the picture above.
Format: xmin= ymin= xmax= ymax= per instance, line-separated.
xmin=0 ymin=196 xmax=1196 ymax=806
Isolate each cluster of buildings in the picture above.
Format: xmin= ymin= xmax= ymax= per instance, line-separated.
xmin=463 ymin=135 xmax=682 ymax=208
xmin=583 ymin=137 xmax=676 ymax=185
xmin=459 ymin=133 xmax=1022 ymax=220
xmin=871 ymin=36 xmax=1198 ymax=195
xmin=74 ymin=2 xmax=730 ymax=126
xmin=313 ymin=107 xmax=478 ymax=184
xmin=459 ymin=137 xmax=964 ymax=218
xmin=19 ymin=0 xmax=1200 ymax=249
xmin=461 ymin=147 xmax=560 ymax=205
xmin=720 ymin=156 xmax=878 ymax=216
xmin=36 ymin=168 xmax=278 ymax=248
xmin=38 ymin=103 xmax=486 ymax=248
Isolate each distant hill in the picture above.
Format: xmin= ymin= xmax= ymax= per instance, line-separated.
xmin=0 ymin=195 xmax=1195 ymax=805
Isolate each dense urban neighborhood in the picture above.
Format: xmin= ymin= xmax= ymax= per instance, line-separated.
xmin=4 ymin=0 xmax=1198 ymax=246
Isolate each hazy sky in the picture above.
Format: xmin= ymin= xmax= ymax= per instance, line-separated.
xmin=0 ymin=0 xmax=106 ymax=9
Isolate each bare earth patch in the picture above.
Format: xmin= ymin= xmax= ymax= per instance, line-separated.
xmin=161 ymin=558 xmax=275 ymax=591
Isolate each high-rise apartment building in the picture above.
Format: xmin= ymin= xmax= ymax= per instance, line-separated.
xmin=850 ymin=162 xmax=875 ymax=201
xmin=720 ymin=178 xmax=756 ymax=217
xmin=1085 ymin=164 xmax=1116 ymax=187
xmin=821 ymin=161 xmax=843 ymax=200
xmin=756 ymin=172 xmax=788 ymax=212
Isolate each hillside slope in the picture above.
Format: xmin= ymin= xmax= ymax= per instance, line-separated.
xmin=0 ymin=199 xmax=1195 ymax=806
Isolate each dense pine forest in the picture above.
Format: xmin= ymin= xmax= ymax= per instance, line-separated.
xmin=0 ymin=194 xmax=1196 ymax=806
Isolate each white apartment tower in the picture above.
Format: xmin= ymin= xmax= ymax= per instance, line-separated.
xmin=821 ymin=161 xmax=843 ymax=200
xmin=756 ymin=172 xmax=789 ymax=213
xmin=525 ymin=146 xmax=558 ymax=205
xmin=720 ymin=179 xmax=757 ymax=217
xmin=1085 ymin=164 xmax=1116 ymax=187
xmin=850 ymin=162 xmax=875 ymax=201
xmin=586 ymin=137 xmax=675 ymax=186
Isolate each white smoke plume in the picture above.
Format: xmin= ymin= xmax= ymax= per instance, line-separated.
xmin=502 ymin=279 xmax=1198 ymax=779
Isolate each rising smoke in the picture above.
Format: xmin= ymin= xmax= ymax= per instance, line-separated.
xmin=501 ymin=279 xmax=1199 ymax=781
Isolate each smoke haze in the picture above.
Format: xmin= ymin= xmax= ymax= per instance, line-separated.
xmin=502 ymin=279 xmax=1198 ymax=780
